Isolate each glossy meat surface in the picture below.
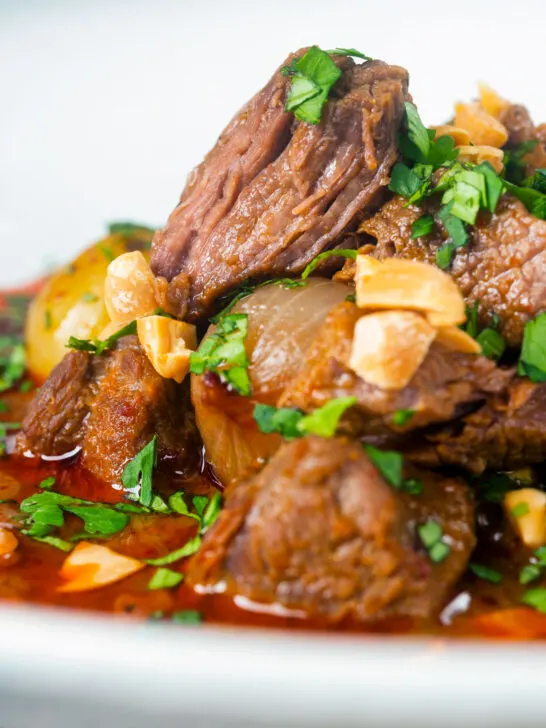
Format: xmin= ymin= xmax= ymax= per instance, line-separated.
xmin=188 ymin=436 xmax=475 ymax=621
xmin=151 ymin=54 xmax=409 ymax=320
xmin=17 ymin=336 xmax=200 ymax=483
xmin=362 ymin=195 xmax=546 ymax=347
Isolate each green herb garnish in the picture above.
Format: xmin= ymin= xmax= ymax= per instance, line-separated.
xmin=469 ymin=563 xmax=502 ymax=584
xmin=283 ymin=46 xmax=342 ymax=125
xmin=67 ymin=320 xmax=137 ymax=356
xmin=417 ymin=520 xmax=450 ymax=563
xmin=171 ymin=610 xmax=203 ymax=625
xmin=301 ymin=249 xmax=358 ymax=280
xmin=190 ymin=313 xmax=251 ymax=396
xmin=210 ymin=278 xmax=305 ymax=323
xmin=363 ymin=444 xmax=403 ymax=488
xmin=0 ymin=337 xmax=26 ymax=392
xmin=99 ymin=245 xmax=115 ymax=262
xmin=392 ymin=409 xmax=415 ymax=427
xmin=253 ymin=397 xmax=356 ymax=440
xmin=148 ymin=568 xmax=184 ymax=591
xmin=411 ymin=215 xmax=434 ymax=239
xmin=108 ymin=221 xmax=156 ymax=237
xmin=327 ymin=48 xmax=372 ymax=60
xmin=121 ymin=436 xmax=158 ymax=508
xmin=145 ymin=535 xmax=202 ymax=567
xmin=521 ymin=588 xmax=546 ymax=613
xmin=511 ymin=502 xmax=530 ymax=518
xmin=519 ymin=313 xmax=546 ymax=382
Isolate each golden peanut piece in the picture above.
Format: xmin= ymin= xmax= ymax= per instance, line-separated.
xmin=505 ymin=489 xmax=546 ymax=548
xmin=454 ymin=102 xmax=508 ymax=148
xmin=349 ymin=311 xmax=436 ymax=390
xmin=456 ymin=145 xmax=504 ymax=174
xmin=57 ymin=542 xmax=145 ymax=593
xmin=104 ymin=251 xmax=160 ymax=323
xmin=435 ymin=326 xmax=481 ymax=354
xmin=478 ymin=82 xmax=510 ymax=120
xmin=355 ymin=256 xmax=466 ymax=328
xmin=137 ymin=315 xmax=197 ymax=383
xmin=0 ymin=527 xmax=18 ymax=557
xmin=433 ymin=125 xmax=471 ymax=146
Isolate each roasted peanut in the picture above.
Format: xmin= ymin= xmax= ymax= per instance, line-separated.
xmin=104 ymin=252 xmax=160 ymax=324
xmin=137 ymin=315 xmax=197 ymax=383
xmin=349 ymin=311 xmax=436 ymax=390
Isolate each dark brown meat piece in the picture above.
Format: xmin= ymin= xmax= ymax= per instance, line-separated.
xmin=151 ymin=52 xmax=409 ymax=321
xmin=412 ymin=379 xmax=546 ymax=473
xmin=361 ymin=194 xmax=546 ymax=347
xmin=187 ymin=436 xmax=475 ymax=622
xmin=17 ymin=336 xmax=199 ymax=483
xmin=501 ymin=104 xmax=546 ymax=175
xmin=279 ymin=302 xmax=511 ymax=438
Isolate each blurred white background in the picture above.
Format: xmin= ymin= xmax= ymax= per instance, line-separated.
xmin=1 ymin=0 xmax=545 ymax=285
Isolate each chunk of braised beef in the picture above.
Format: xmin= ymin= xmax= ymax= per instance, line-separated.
xmin=361 ymin=194 xmax=546 ymax=347
xmin=279 ymin=302 xmax=511 ymax=440
xmin=17 ymin=336 xmax=200 ymax=483
xmin=187 ymin=436 xmax=475 ymax=622
xmin=151 ymin=52 xmax=410 ymax=321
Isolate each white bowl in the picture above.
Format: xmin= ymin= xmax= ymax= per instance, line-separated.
xmin=2 ymin=1 xmax=546 ymax=726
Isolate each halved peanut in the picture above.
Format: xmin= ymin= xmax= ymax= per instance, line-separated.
xmin=432 ymin=125 xmax=471 ymax=146
xmin=435 ymin=326 xmax=481 ymax=354
xmin=505 ymin=489 xmax=546 ymax=548
xmin=454 ymin=102 xmax=508 ymax=148
xmin=478 ymin=82 xmax=510 ymax=120
xmin=104 ymin=251 xmax=160 ymax=324
xmin=57 ymin=542 xmax=145 ymax=593
xmin=355 ymin=256 xmax=466 ymax=328
xmin=456 ymin=145 xmax=504 ymax=174
xmin=349 ymin=311 xmax=436 ymax=390
xmin=0 ymin=528 xmax=18 ymax=557
xmin=137 ymin=315 xmax=197 ymax=383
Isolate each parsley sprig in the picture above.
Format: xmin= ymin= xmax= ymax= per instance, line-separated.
xmin=253 ymin=397 xmax=356 ymax=440
xmin=282 ymin=46 xmax=342 ymax=125
xmin=0 ymin=336 xmax=26 ymax=393
xmin=190 ymin=313 xmax=251 ymax=396
xmin=518 ymin=312 xmax=546 ymax=382
xmin=67 ymin=320 xmax=137 ymax=355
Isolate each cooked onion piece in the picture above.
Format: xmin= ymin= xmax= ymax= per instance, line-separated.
xmin=355 ymin=256 xmax=466 ymax=327
xmin=25 ymin=234 xmax=152 ymax=381
xmin=0 ymin=528 xmax=18 ymax=557
xmin=57 ymin=542 xmax=144 ymax=593
xmin=505 ymin=489 xmax=546 ymax=548
xmin=192 ymin=279 xmax=351 ymax=484
xmin=349 ymin=311 xmax=436 ymax=390
xmin=137 ymin=315 xmax=196 ymax=383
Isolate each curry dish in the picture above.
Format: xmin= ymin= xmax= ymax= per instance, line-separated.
xmin=3 ymin=46 xmax=546 ymax=638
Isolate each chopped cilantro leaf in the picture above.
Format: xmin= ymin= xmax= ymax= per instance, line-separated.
xmin=476 ymin=162 xmax=505 ymax=212
xmin=392 ymin=409 xmax=415 ymax=426
xmin=401 ymin=102 xmax=431 ymax=162
xmin=469 ymin=563 xmax=502 ymax=584
xmin=253 ymin=398 xmax=356 ymax=440
xmin=108 ymin=221 xmax=156 ymax=237
xmin=363 ymin=444 xmax=403 ymax=488
xmin=504 ymin=140 xmax=538 ymax=185
xmin=521 ymin=587 xmax=546 ymax=613
xmin=201 ymin=492 xmax=222 ymax=532
xmin=401 ymin=477 xmax=423 ymax=495
xmin=0 ymin=338 xmax=26 ymax=393
xmin=327 ymin=48 xmax=372 ymax=60
xmin=520 ymin=564 xmax=541 ymax=585
xmin=389 ymin=162 xmax=430 ymax=199
xmin=146 ymin=535 xmax=202 ymax=567
xmin=476 ymin=328 xmax=505 ymax=360
xmin=511 ymin=502 xmax=530 ymax=518
xmin=171 ymin=610 xmax=202 ymax=625
xmin=168 ymin=491 xmax=200 ymax=521
xmin=67 ymin=320 xmax=137 ymax=356
xmin=19 ymin=381 xmax=33 ymax=393
xmin=523 ymin=168 xmax=546 ymax=194
xmin=32 ymin=535 xmax=73 ymax=552
xmin=99 ymin=245 xmax=115 ymax=262
xmin=190 ymin=313 xmax=251 ymax=396
xmin=39 ymin=477 xmax=56 ymax=490
xmin=283 ymin=46 xmax=342 ymax=125
xmin=297 ymin=397 xmax=356 ymax=437
xmin=301 ymin=249 xmax=357 ymax=280
xmin=519 ymin=313 xmax=546 ymax=382
xmin=411 ymin=215 xmax=434 ymax=239
xmin=418 ymin=520 xmax=450 ymax=563
xmin=122 ymin=435 xmax=158 ymax=508
xmin=211 ymin=278 xmax=305 ymax=323
xmin=148 ymin=568 xmax=184 ymax=591
xmin=505 ymin=180 xmax=546 ymax=220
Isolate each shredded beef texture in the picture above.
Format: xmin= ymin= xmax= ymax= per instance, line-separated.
xmin=151 ymin=52 xmax=409 ymax=321
xmin=361 ymin=194 xmax=546 ymax=347
xmin=187 ymin=436 xmax=475 ymax=622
